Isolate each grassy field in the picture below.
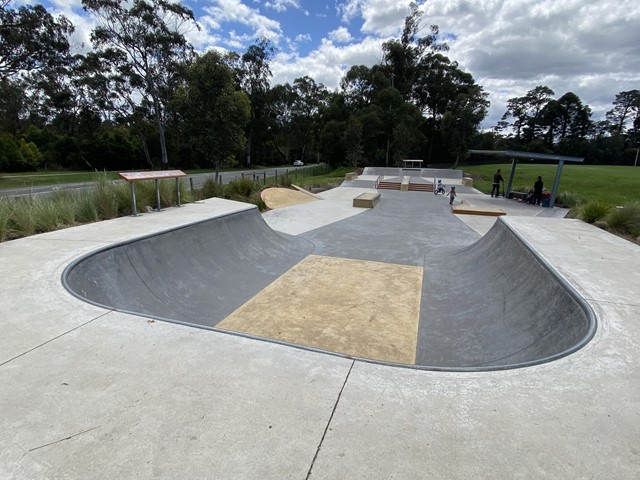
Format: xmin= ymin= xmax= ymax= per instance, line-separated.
xmin=0 ymin=171 xmax=121 ymax=189
xmin=461 ymin=164 xmax=640 ymax=205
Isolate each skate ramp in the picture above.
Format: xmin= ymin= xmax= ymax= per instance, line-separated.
xmin=63 ymin=205 xmax=595 ymax=371
xmin=63 ymin=207 xmax=314 ymax=327
xmin=417 ymin=218 xmax=596 ymax=369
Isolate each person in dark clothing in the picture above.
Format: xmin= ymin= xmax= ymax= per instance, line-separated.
xmin=490 ymin=169 xmax=504 ymax=197
xmin=533 ymin=176 xmax=544 ymax=205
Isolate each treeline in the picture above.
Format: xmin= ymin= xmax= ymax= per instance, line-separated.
xmin=1 ymin=1 xmax=638 ymax=173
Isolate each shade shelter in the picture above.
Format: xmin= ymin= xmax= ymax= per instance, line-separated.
xmin=468 ymin=150 xmax=584 ymax=207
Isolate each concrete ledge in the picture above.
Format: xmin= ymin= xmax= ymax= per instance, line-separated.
xmin=353 ymin=192 xmax=381 ymax=208
xmin=345 ymin=172 xmax=358 ymax=181
xmin=400 ymin=176 xmax=410 ymax=192
xmin=452 ymin=205 xmax=506 ymax=216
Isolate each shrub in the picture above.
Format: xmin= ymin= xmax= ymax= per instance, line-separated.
xmin=248 ymin=192 xmax=266 ymax=211
xmin=0 ymin=198 xmax=11 ymax=241
xmin=49 ymin=189 xmax=76 ymax=226
xmin=276 ymin=174 xmax=292 ymax=188
xmin=226 ymin=178 xmax=260 ymax=198
xmin=93 ymin=175 xmax=119 ymax=219
xmin=74 ymin=190 xmax=99 ymax=223
xmin=578 ymin=201 xmax=611 ymax=224
xmin=10 ymin=198 xmax=36 ymax=237
xmin=198 ymin=177 xmax=225 ymax=200
xmin=605 ymin=202 xmax=640 ymax=237
xmin=555 ymin=191 xmax=580 ymax=208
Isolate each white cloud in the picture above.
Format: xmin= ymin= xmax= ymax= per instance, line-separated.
xmin=295 ymin=33 xmax=312 ymax=42
xmin=265 ymin=0 xmax=301 ymax=12
xmin=203 ymin=0 xmax=283 ymax=42
xmin=338 ymin=0 xmax=409 ymax=36
xmin=328 ymin=26 xmax=353 ymax=43
xmin=271 ymin=36 xmax=386 ymax=89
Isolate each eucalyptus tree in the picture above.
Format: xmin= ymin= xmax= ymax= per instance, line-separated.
xmin=0 ymin=1 xmax=74 ymax=80
xmin=499 ymin=85 xmax=554 ymax=144
xmin=381 ymin=1 xmax=448 ymax=100
xmin=237 ymin=38 xmax=275 ymax=167
xmin=82 ymin=0 xmax=197 ymax=167
xmin=176 ymin=51 xmax=250 ymax=175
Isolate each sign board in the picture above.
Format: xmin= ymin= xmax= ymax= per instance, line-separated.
xmin=118 ymin=170 xmax=187 ymax=182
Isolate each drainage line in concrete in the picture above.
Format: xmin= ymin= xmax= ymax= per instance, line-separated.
xmin=0 ymin=311 xmax=111 ymax=368
xmin=305 ymin=360 xmax=355 ymax=480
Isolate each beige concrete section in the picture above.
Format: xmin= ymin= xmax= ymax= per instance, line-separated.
xmin=400 ymin=176 xmax=410 ymax=191
xmin=452 ymin=204 xmax=506 ymax=216
xmin=218 ymin=255 xmax=423 ymax=364
xmin=352 ymin=192 xmax=380 ymax=208
xmin=260 ymin=187 xmax=319 ymax=209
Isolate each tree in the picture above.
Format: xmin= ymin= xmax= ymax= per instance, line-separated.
xmin=0 ymin=1 xmax=73 ymax=80
xmin=177 ymin=51 xmax=249 ymax=175
xmin=381 ymin=1 xmax=448 ymax=99
xmin=82 ymin=0 xmax=197 ymax=166
xmin=237 ymin=38 xmax=275 ymax=167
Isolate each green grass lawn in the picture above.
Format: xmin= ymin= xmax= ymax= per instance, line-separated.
xmin=460 ymin=164 xmax=640 ymax=205
xmin=0 ymin=171 xmax=121 ymax=189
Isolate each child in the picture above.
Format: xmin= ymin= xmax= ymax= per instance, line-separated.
xmin=447 ymin=185 xmax=457 ymax=205
xmin=434 ymin=179 xmax=445 ymax=195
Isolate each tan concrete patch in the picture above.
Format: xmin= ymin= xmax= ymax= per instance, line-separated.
xmin=218 ymin=255 xmax=423 ymax=364
xmin=261 ymin=187 xmax=319 ymax=209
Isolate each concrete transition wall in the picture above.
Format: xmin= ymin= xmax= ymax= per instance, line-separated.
xmin=63 ymin=208 xmax=314 ymax=328
xmin=417 ymin=218 xmax=595 ymax=369
xmin=63 ymin=210 xmax=595 ymax=371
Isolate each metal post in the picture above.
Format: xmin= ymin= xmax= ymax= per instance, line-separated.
xmin=635 ymin=147 xmax=639 ymax=167
xmin=176 ymin=177 xmax=181 ymax=207
xmin=129 ymin=182 xmax=137 ymax=216
xmin=505 ymin=158 xmax=517 ymax=198
xmin=155 ymin=179 xmax=161 ymax=211
xmin=549 ymin=160 xmax=564 ymax=208
xmin=189 ymin=177 xmax=194 ymax=197
xmin=263 ymin=172 xmax=266 ymax=184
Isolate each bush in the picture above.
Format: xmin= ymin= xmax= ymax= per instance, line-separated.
xmin=0 ymin=198 xmax=11 ymax=241
xmin=10 ymin=198 xmax=36 ymax=237
xmin=93 ymin=175 xmax=119 ymax=219
xmin=198 ymin=177 xmax=225 ymax=200
xmin=578 ymin=201 xmax=611 ymax=224
xmin=74 ymin=190 xmax=99 ymax=223
xmin=226 ymin=178 xmax=260 ymax=198
xmin=49 ymin=189 xmax=76 ymax=226
xmin=605 ymin=202 xmax=640 ymax=237
xmin=555 ymin=191 xmax=580 ymax=208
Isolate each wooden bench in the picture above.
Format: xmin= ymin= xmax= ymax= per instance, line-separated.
xmin=353 ymin=192 xmax=381 ymax=208
xmin=118 ymin=170 xmax=187 ymax=216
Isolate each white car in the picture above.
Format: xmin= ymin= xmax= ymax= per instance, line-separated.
xmin=293 ymin=160 xmax=304 ymax=166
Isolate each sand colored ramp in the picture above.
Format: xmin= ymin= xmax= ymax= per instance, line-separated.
xmin=452 ymin=204 xmax=506 ymax=216
xmin=218 ymin=255 xmax=423 ymax=364
xmin=261 ymin=186 xmax=320 ymax=209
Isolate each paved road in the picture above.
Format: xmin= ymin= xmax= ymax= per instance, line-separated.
xmin=0 ymin=164 xmax=325 ymax=198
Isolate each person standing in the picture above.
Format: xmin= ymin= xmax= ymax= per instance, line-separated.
xmin=491 ymin=169 xmax=504 ymax=197
xmin=448 ymin=185 xmax=457 ymax=205
xmin=533 ymin=176 xmax=544 ymax=206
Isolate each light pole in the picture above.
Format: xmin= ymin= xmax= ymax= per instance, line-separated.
xmin=634 ymin=147 xmax=639 ymax=167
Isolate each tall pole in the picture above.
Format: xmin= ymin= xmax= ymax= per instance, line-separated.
xmin=634 ymin=147 xmax=639 ymax=167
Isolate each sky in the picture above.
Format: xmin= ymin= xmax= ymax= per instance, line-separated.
xmin=21 ymin=0 xmax=640 ymax=128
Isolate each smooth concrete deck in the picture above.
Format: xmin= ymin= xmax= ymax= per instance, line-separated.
xmin=1 ymin=192 xmax=640 ymax=479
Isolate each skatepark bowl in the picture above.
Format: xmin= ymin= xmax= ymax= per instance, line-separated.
xmin=62 ymin=194 xmax=596 ymax=372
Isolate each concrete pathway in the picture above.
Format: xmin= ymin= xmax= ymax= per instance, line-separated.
xmin=1 ymin=191 xmax=639 ymax=479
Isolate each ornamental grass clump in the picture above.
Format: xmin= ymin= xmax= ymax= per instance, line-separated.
xmin=604 ymin=202 xmax=640 ymax=237
xmin=0 ymin=198 xmax=11 ymax=241
xmin=226 ymin=178 xmax=260 ymax=198
xmin=10 ymin=197 xmax=36 ymax=237
xmin=578 ymin=201 xmax=611 ymax=224
xmin=93 ymin=175 xmax=119 ymax=219
xmin=555 ymin=191 xmax=580 ymax=208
